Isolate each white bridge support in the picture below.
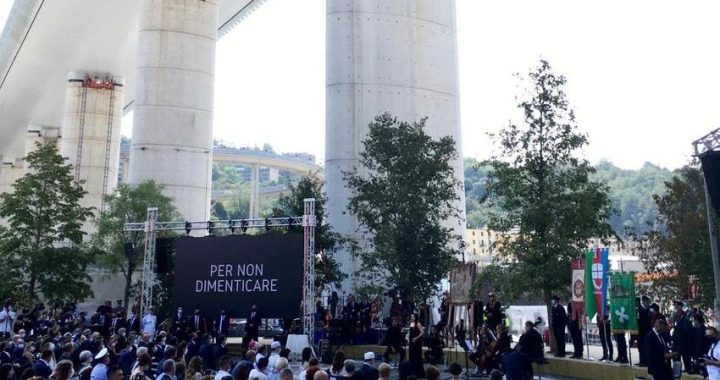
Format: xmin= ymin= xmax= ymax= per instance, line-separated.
xmin=128 ymin=0 xmax=218 ymax=223
xmin=325 ymin=1 xmax=467 ymax=287
xmin=60 ymin=73 xmax=125 ymax=221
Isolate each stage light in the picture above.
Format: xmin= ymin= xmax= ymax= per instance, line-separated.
xmin=265 ymin=218 xmax=271 ymax=232
xmin=241 ymin=219 xmax=248 ymax=234
xmin=228 ymin=219 xmax=235 ymax=234
xmin=185 ymin=221 xmax=192 ymax=235
xmin=207 ymin=221 xmax=215 ymax=233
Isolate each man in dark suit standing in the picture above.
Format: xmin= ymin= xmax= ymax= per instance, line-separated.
xmin=550 ymin=295 xmax=568 ymax=357
xmin=357 ymin=352 xmax=379 ymax=380
xmin=245 ymin=305 xmax=261 ymax=346
xmin=187 ymin=308 xmax=206 ymax=336
xmin=172 ymin=307 xmax=185 ymax=338
xmin=645 ymin=319 xmax=677 ymax=380
xmin=109 ymin=312 xmax=124 ymax=336
xmin=127 ymin=312 xmax=140 ymax=335
xmin=632 ymin=296 xmax=651 ymax=367
xmin=214 ymin=309 xmax=230 ymax=337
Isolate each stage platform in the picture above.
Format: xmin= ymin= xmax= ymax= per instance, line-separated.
xmin=227 ymin=339 xmax=704 ymax=380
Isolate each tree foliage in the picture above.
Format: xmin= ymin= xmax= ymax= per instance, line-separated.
xmin=344 ymin=113 xmax=462 ymax=302
xmin=270 ymin=175 xmax=348 ymax=292
xmin=631 ymin=165 xmax=715 ymax=309
xmin=481 ymin=60 xmax=614 ymax=304
xmin=0 ymin=142 xmax=95 ymax=305
xmin=91 ymin=181 xmax=178 ymax=314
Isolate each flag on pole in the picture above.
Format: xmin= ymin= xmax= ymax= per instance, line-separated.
xmin=570 ymin=258 xmax=585 ymax=321
xmin=609 ymin=272 xmax=638 ymax=334
xmin=585 ymin=248 xmax=609 ymax=320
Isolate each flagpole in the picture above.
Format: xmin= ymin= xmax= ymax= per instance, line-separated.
xmin=585 ymin=318 xmax=591 ymax=360
xmin=627 ymin=332 xmax=632 ymax=367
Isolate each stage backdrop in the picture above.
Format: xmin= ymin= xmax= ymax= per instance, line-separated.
xmin=173 ymin=233 xmax=304 ymax=319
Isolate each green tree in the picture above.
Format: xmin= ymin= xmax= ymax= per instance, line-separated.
xmin=344 ymin=113 xmax=462 ymax=302
xmin=92 ymin=181 xmax=178 ymax=314
xmin=632 ymin=165 xmax=714 ymax=308
xmin=481 ymin=60 xmax=614 ymax=311
xmin=270 ymin=174 xmax=348 ymax=292
xmin=0 ymin=142 xmax=95 ymax=304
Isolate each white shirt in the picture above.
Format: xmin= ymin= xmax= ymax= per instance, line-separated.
xmin=215 ymin=370 xmax=232 ymax=380
xmin=142 ymin=314 xmax=157 ymax=336
xmin=268 ymin=353 xmax=280 ymax=371
xmin=249 ymin=369 xmax=268 ymax=380
xmin=0 ymin=308 xmax=15 ymax=333
xmin=708 ymin=340 xmax=720 ymax=380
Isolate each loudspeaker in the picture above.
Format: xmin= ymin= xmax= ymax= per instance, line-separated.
xmin=155 ymin=237 xmax=175 ymax=273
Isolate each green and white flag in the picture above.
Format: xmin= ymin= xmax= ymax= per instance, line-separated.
xmin=609 ymin=272 xmax=638 ymax=334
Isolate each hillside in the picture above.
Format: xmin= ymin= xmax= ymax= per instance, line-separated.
xmin=464 ymin=158 xmax=675 ymax=235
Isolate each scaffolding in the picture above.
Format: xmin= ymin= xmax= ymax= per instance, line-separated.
xmin=123 ymin=200 xmax=317 ymax=338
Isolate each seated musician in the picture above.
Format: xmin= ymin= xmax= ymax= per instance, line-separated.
xmin=383 ymin=317 xmax=405 ymax=363
xmin=469 ymin=323 xmax=498 ymax=375
xmin=424 ymin=325 xmax=444 ymax=365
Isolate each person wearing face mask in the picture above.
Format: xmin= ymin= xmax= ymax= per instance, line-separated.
xmin=704 ymin=326 xmax=720 ymax=380
xmin=172 ymin=308 xmax=185 ymax=339
xmin=186 ymin=309 xmax=205 ymax=336
xmin=214 ymin=310 xmax=229 ymax=338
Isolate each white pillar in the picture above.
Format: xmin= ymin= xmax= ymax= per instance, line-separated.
xmin=325 ymin=1 xmax=467 ymax=288
xmin=24 ymin=125 xmax=61 ymax=170
xmin=60 ymin=73 xmax=125 ymax=217
xmin=249 ymin=164 xmax=260 ymax=218
xmin=128 ymin=0 xmax=218 ymax=223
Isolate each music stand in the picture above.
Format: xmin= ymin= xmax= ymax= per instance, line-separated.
xmin=456 ymin=338 xmax=474 ymax=378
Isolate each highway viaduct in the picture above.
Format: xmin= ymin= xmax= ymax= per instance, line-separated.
xmin=0 ymin=0 xmax=466 ymax=290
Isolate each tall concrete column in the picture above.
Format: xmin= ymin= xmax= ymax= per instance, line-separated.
xmin=60 ymin=73 xmax=125 ymax=216
xmin=128 ymin=0 xmax=218 ymax=222
xmin=249 ymin=164 xmax=260 ymax=218
xmin=325 ymin=1 xmax=467 ymax=289
xmin=24 ymin=125 xmax=61 ymax=173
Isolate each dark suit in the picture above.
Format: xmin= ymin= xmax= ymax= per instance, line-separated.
xmin=127 ymin=315 xmax=140 ymax=334
xmin=33 ymin=359 xmax=52 ymax=379
xmin=172 ymin=313 xmax=185 ymax=337
xmin=356 ymin=363 xmax=379 ymax=380
xmin=551 ymin=303 xmax=568 ymax=357
xmin=567 ymin=303 xmax=584 ymax=357
xmin=109 ymin=317 xmax=124 ymax=336
xmin=214 ymin=314 xmax=230 ymax=337
xmin=245 ymin=310 xmax=261 ymax=344
xmin=187 ymin=314 xmax=206 ymax=335
xmin=645 ymin=330 xmax=673 ymax=380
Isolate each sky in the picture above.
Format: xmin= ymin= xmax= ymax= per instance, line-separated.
xmin=2 ymin=0 xmax=720 ymax=170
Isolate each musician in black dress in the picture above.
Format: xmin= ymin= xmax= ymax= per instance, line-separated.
xmin=408 ymin=313 xmax=425 ymax=378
